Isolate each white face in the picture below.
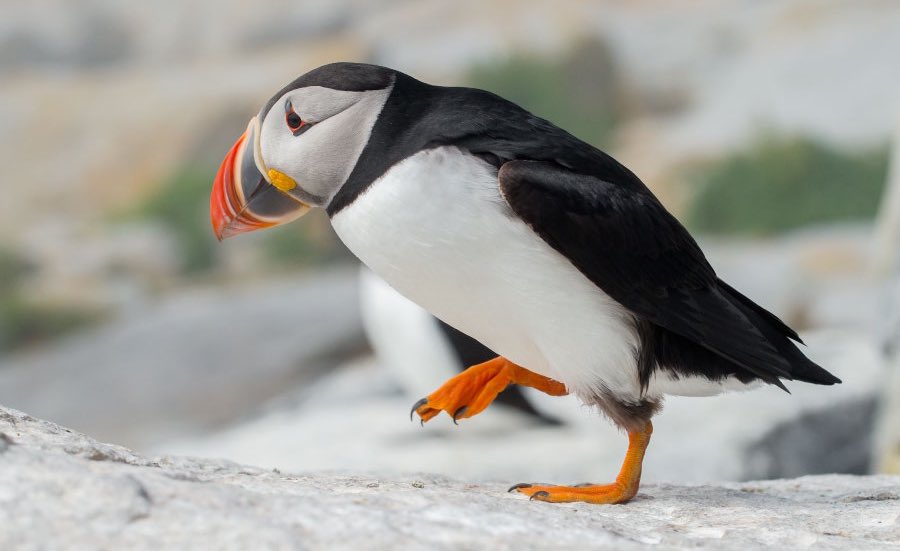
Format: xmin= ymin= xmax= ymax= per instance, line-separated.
xmin=257 ymin=84 xmax=393 ymax=207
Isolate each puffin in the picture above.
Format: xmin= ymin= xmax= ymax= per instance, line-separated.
xmin=210 ymin=62 xmax=841 ymax=505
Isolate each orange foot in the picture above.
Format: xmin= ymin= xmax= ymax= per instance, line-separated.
xmin=510 ymin=420 xmax=653 ymax=504
xmin=411 ymin=356 xmax=567 ymax=425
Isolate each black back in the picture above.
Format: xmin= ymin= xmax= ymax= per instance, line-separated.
xmin=326 ymin=67 xmax=625 ymax=216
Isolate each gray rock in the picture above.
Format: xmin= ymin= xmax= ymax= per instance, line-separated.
xmin=0 ymin=269 xmax=363 ymax=449
xmin=745 ymin=396 xmax=877 ymax=480
xmin=2 ymin=404 xmax=899 ymax=550
xmin=872 ymin=116 xmax=900 ymax=474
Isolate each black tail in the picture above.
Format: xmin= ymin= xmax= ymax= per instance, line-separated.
xmin=717 ymin=279 xmax=841 ymax=386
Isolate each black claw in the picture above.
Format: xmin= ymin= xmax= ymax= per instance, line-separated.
xmin=452 ymin=406 xmax=468 ymax=425
xmin=410 ymin=398 xmax=428 ymax=422
xmin=529 ymin=491 xmax=550 ymax=501
xmin=508 ymin=483 xmax=532 ymax=493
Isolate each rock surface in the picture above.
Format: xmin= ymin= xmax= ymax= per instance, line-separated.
xmin=2 ymin=405 xmax=898 ymax=550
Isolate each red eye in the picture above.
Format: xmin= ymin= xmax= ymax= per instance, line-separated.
xmin=284 ymin=101 xmax=307 ymax=134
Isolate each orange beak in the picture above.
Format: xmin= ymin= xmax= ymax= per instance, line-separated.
xmin=210 ymin=117 xmax=309 ymax=240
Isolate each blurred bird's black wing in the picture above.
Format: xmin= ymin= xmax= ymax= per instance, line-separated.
xmin=496 ymin=159 xmax=800 ymax=386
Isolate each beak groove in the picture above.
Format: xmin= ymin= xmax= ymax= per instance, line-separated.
xmin=210 ymin=117 xmax=310 ymax=240
xmin=211 ymin=132 xmax=247 ymax=240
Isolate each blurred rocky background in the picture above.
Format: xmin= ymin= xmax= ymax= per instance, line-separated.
xmin=1 ymin=0 xmax=899 ymax=484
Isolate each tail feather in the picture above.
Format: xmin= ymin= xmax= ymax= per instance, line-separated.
xmin=717 ymin=279 xmax=841 ymax=386
xmin=717 ymin=278 xmax=803 ymax=343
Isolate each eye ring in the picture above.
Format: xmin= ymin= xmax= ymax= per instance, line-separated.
xmin=284 ymin=100 xmax=309 ymax=136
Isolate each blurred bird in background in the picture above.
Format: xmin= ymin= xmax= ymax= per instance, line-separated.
xmin=359 ymin=268 xmax=564 ymax=425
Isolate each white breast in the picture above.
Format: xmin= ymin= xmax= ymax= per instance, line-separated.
xmin=331 ymin=147 xmax=645 ymax=403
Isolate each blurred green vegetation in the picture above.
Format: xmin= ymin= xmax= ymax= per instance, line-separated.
xmin=467 ymin=39 xmax=624 ymax=149
xmin=130 ymin=166 xmax=345 ymax=275
xmin=687 ymin=136 xmax=889 ymax=235
xmin=136 ymin=167 xmax=218 ymax=273
xmin=0 ymin=248 xmax=30 ymax=292
xmin=260 ymin=217 xmax=347 ymax=269
xmin=0 ymin=298 xmax=103 ymax=353
xmin=0 ymin=248 xmax=103 ymax=353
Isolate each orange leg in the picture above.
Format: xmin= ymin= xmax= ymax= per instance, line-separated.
xmin=510 ymin=420 xmax=653 ymax=504
xmin=411 ymin=356 xmax=568 ymax=424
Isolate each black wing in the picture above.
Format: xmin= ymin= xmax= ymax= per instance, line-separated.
xmin=497 ymin=160 xmax=799 ymax=386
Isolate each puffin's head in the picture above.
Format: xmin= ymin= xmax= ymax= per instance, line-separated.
xmin=210 ymin=63 xmax=395 ymax=239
